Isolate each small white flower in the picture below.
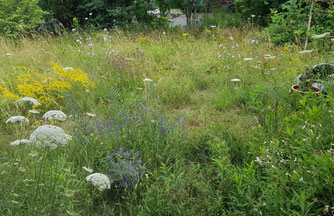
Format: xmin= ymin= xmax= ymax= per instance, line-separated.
xmin=28 ymin=151 xmax=38 ymax=157
xmin=11 ymin=200 xmax=19 ymax=204
xmin=28 ymin=110 xmax=40 ymax=114
xmin=298 ymin=50 xmax=313 ymax=54
xmin=85 ymin=17 xmax=88 ymax=20
xmin=85 ymin=173 xmax=111 ymax=191
xmin=63 ymin=67 xmax=74 ymax=71
xmin=231 ymin=79 xmax=241 ymax=82
xmin=30 ymin=125 xmax=72 ymax=149
xmin=251 ymin=14 xmax=256 ymax=18
xmin=82 ymin=166 xmax=93 ymax=173
xmin=5 ymin=53 xmax=13 ymax=56
xmin=86 ymin=113 xmax=96 ymax=117
xmin=331 ymin=38 xmax=334 ymax=42
xmin=299 ymin=177 xmax=304 ymax=182
xmin=263 ymin=202 xmax=266 ymax=206
xmin=147 ymin=9 xmax=160 ymax=15
xmin=23 ymin=179 xmax=34 ymax=183
xmin=264 ymin=55 xmax=276 ymax=59
xmin=85 ymin=89 xmax=90 ymax=93
xmin=311 ymin=32 xmax=330 ymax=39
xmin=10 ymin=139 xmax=31 ymax=146
xmin=19 ymin=167 xmax=26 ymax=172
xmin=243 ymin=58 xmax=253 ymax=61
xmin=89 ymin=13 xmax=92 ymax=16
xmin=143 ymin=78 xmax=152 ymax=82
xmin=6 ymin=116 xmax=29 ymax=124
xmin=16 ymin=97 xmax=41 ymax=106
xmin=255 ymin=157 xmax=262 ymax=163
xmin=210 ymin=25 xmax=216 ymax=28
xmin=42 ymin=110 xmax=67 ymax=121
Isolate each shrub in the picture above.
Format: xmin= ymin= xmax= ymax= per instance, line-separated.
xmin=0 ymin=0 xmax=46 ymax=37
xmin=266 ymin=0 xmax=334 ymax=45
xmin=231 ymin=0 xmax=288 ymax=26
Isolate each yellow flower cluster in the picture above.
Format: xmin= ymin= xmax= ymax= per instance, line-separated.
xmin=0 ymin=62 xmax=95 ymax=108
xmin=52 ymin=62 xmax=95 ymax=88
xmin=0 ymin=85 xmax=20 ymax=99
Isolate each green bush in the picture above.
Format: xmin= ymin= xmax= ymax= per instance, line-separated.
xmin=0 ymin=0 xmax=46 ymax=37
xmin=39 ymin=0 xmax=155 ymax=30
xmin=38 ymin=0 xmax=81 ymax=28
xmin=266 ymin=0 xmax=334 ymax=45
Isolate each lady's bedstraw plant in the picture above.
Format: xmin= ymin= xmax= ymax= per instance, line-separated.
xmin=0 ymin=63 xmax=94 ymax=110
xmin=106 ymin=148 xmax=145 ymax=189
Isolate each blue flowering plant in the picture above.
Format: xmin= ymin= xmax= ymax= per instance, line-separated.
xmin=106 ymin=148 xmax=146 ymax=189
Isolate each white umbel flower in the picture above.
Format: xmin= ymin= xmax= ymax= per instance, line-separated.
xmin=143 ymin=78 xmax=152 ymax=82
xmin=243 ymin=58 xmax=253 ymax=61
xmin=16 ymin=97 xmax=41 ymax=106
xmin=6 ymin=116 xmax=29 ymax=124
xmin=82 ymin=166 xmax=93 ymax=173
xmin=10 ymin=139 xmax=31 ymax=146
xmin=311 ymin=32 xmax=330 ymax=39
xmin=86 ymin=113 xmax=96 ymax=117
xmin=30 ymin=125 xmax=72 ymax=149
xmin=28 ymin=110 xmax=40 ymax=114
xmin=85 ymin=173 xmax=111 ymax=191
xmin=264 ymin=55 xmax=276 ymax=59
xmin=231 ymin=79 xmax=241 ymax=82
xmin=63 ymin=67 xmax=74 ymax=71
xmin=298 ymin=50 xmax=313 ymax=54
xmin=42 ymin=110 xmax=67 ymax=121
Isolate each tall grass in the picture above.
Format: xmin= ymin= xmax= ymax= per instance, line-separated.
xmin=0 ymin=28 xmax=333 ymax=215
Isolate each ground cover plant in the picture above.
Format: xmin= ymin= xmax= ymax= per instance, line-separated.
xmin=0 ymin=26 xmax=333 ymax=215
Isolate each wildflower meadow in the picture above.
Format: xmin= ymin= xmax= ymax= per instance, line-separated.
xmin=1 ymin=3 xmax=334 ymax=215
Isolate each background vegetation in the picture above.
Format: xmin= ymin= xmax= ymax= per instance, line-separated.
xmin=0 ymin=0 xmax=334 ymax=215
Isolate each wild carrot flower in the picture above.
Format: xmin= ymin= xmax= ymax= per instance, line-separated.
xmin=10 ymin=139 xmax=31 ymax=146
xmin=143 ymin=78 xmax=153 ymax=82
xmin=6 ymin=116 xmax=29 ymax=124
xmin=42 ymin=110 xmax=67 ymax=121
xmin=28 ymin=110 xmax=40 ymax=114
xmin=82 ymin=166 xmax=93 ymax=173
xmin=16 ymin=97 xmax=41 ymax=106
xmin=85 ymin=173 xmax=111 ymax=191
xmin=86 ymin=113 xmax=96 ymax=117
xmin=30 ymin=125 xmax=72 ymax=149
